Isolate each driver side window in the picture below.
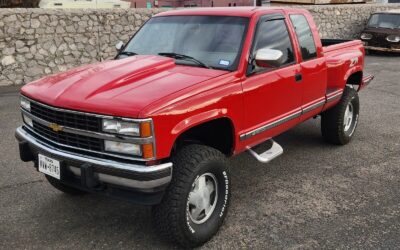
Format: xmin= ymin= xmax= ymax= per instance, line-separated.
xmin=252 ymin=19 xmax=295 ymax=69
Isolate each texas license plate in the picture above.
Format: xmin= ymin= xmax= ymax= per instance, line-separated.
xmin=38 ymin=154 xmax=60 ymax=179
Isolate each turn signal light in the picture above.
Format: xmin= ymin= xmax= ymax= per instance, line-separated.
xmin=142 ymin=143 xmax=154 ymax=159
xmin=140 ymin=122 xmax=152 ymax=138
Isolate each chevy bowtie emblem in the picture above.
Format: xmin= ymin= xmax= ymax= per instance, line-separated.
xmin=49 ymin=123 xmax=62 ymax=132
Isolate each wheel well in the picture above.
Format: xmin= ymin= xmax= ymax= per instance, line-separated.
xmin=347 ymin=71 xmax=363 ymax=85
xmin=172 ymin=118 xmax=234 ymax=156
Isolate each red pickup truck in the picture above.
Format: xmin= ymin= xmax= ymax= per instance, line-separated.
xmin=16 ymin=7 xmax=373 ymax=247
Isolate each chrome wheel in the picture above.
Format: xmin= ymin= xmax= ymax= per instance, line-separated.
xmin=343 ymin=102 xmax=354 ymax=132
xmin=187 ymin=173 xmax=218 ymax=224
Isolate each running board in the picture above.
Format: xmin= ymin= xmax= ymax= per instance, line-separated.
xmin=246 ymin=140 xmax=283 ymax=163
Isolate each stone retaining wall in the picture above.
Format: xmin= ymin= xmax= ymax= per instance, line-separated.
xmin=0 ymin=8 xmax=163 ymax=85
xmin=1 ymin=4 xmax=399 ymax=85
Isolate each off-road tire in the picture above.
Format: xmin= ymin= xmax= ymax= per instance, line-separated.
xmin=152 ymin=144 xmax=230 ymax=248
xmin=321 ymin=86 xmax=360 ymax=145
xmin=45 ymin=175 xmax=87 ymax=195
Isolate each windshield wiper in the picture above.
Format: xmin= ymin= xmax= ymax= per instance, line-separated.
xmin=158 ymin=52 xmax=211 ymax=69
xmin=118 ymin=51 xmax=138 ymax=56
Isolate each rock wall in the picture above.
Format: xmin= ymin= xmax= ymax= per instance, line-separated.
xmin=1 ymin=4 xmax=399 ymax=85
xmin=0 ymin=8 xmax=163 ymax=85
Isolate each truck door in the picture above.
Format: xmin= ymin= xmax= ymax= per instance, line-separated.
xmin=289 ymin=14 xmax=328 ymax=120
xmin=240 ymin=14 xmax=303 ymax=143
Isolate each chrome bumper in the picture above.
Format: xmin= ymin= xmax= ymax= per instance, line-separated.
xmin=15 ymin=126 xmax=172 ymax=191
xmin=365 ymin=45 xmax=400 ymax=53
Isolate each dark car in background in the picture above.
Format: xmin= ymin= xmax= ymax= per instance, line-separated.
xmin=0 ymin=0 xmax=40 ymax=7
xmin=360 ymin=10 xmax=400 ymax=53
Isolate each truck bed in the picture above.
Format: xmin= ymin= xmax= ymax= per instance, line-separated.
xmin=321 ymin=39 xmax=352 ymax=47
xmin=321 ymin=39 xmax=365 ymax=98
xmin=322 ymin=39 xmax=363 ymax=53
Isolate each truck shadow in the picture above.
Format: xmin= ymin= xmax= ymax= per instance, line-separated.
xmin=33 ymin=119 xmax=336 ymax=249
xmin=35 ymin=193 xmax=180 ymax=249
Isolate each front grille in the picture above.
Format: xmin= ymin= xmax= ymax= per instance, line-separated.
xmin=368 ymin=33 xmax=392 ymax=48
xmin=32 ymin=121 xmax=102 ymax=152
xmin=30 ymin=102 xmax=102 ymax=132
xmin=23 ymin=98 xmax=144 ymax=162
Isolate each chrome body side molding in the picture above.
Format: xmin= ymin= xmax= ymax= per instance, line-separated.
xmin=239 ymin=111 xmax=302 ymax=141
xmin=240 ymin=90 xmax=343 ymax=141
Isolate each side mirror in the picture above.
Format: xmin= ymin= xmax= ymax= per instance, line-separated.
xmin=115 ymin=41 xmax=124 ymax=51
xmin=255 ymin=48 xmax=284 ymax=68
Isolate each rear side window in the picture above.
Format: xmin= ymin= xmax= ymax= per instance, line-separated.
xmin=253 ymin=19 xmax=295 ymax=66
xmin=290 ymin=14 xmax=317 ymax=61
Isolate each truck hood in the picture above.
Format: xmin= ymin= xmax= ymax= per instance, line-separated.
xmin=21 ymin=55 xmax=228 ymax=118
xmin=363 ymin=27 xmax=400 ymax=36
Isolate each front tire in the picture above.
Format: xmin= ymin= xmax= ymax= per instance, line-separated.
xmin=321 ymin=87 xmax=360 ymax=145
xmin=152 ymin=144 xmax=230 ymax=248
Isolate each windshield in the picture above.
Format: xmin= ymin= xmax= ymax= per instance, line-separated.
xmin=367 ymin=13 xmax=400 ymax=29
xmin=121 ymin=16 xmax=249 ymax=71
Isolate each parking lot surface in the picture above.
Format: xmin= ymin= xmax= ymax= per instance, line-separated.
xmin=0 ymin=55 xmax=399 ymax=249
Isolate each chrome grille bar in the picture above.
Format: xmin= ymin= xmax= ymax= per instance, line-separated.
xmin=20 ymin=96 xmax=155 ymax=162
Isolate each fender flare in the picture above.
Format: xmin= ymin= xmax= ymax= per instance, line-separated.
xmin=171 ymin=108 xmax=230 ymax=136
xmin=344 ymin=66 xmax=363 ymax=86
xmin=168 ymin=109 xmax=237 ymax=156
xmin=342 ymin=49 xmax=364 ymax=86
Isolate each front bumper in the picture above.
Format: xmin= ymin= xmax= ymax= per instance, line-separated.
xmin=365 ymin=45 xmax=400 ymax=53
xmin=15 ymin=126 xmax=172 ymax=205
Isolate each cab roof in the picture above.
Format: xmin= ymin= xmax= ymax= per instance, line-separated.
xmin=155 ymin=7 xmax=294 ymax=18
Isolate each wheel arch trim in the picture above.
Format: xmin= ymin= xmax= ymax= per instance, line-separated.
xmin=170 ymin=110 xmax=236 ymax=155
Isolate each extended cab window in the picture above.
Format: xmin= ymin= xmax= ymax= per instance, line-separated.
xmin=290 ymin=15 xmax=317 ymax=61
xmin=253 ymin=19 xmax=295 ymax=67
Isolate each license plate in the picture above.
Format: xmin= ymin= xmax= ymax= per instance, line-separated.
xmin=38 ymin=154 xmax=60 ymax=179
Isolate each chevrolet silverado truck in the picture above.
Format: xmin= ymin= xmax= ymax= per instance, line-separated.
xmin=15 ymin=7 xmax=373 ymax=247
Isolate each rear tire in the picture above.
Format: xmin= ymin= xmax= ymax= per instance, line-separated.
xmin=45 ymin=175 xmax=87 ymax=195
xmin=152 ymin=144 xmax=230 ymax=248
xmin=321 ymin=87 xmax=360 ymax=145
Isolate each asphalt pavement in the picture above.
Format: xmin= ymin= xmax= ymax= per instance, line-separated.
xmin=0 ymin=55 xmax=399 ymax=249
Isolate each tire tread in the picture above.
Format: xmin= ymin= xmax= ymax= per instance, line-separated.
xmin=152 ymin=144 xmax=227 ymax=247
xmin=321 ymin=86 xmax=359 ymax=145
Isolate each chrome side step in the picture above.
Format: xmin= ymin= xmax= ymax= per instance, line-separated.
xmin=246 ymin=140 xmax=283 ymax=163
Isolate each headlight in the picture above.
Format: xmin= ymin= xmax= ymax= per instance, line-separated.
xmin=102 ymin=119 xmax=140 ymax=136
xmin=20 ymin=97 xmax=31 ymax=111
xmin=102 ymin=119 xmax=152 ymax=137
xmin=22 ymin=114 xmax=33 ymax=127
xmin=361 ymin=33 xmax=372 ymax=40
xmin=386 ymin=35 xmax=400 ymax=43
xmin=104 ymin=140 xmax=142 ymax=156
xmin=102 ymin=119 xmax=154 ymax=158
